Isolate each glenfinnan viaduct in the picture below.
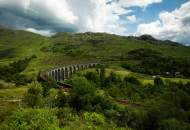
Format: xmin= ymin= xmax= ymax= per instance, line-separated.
xmin=40 ymin=63 xmax=99 ymax=82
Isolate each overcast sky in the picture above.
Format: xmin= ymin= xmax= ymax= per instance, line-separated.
xmin=0 ymin=0 xmax=189 ymax=44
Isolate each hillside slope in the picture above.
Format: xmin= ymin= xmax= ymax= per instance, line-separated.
xmin=0 ymin=27 xmax=190 ymax=78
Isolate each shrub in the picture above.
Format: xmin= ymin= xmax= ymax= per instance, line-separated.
xmin=83 ymin=112 xmax=105 ymax=125
xmin=154 ymin=77 xmax=164 ymax=86
xmin=0 ymin=108 xmax=61 ymax=130
xmin=24 ymin=82 xmax=44 ymax=108
xmin=160 ymin=118 xmax=190 ymax=130
xmin=124 ymin=76 xmax=141 ymax=85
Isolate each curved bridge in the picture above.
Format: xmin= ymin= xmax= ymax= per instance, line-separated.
xmin=39 ymin=63 xmax=99 ymax=82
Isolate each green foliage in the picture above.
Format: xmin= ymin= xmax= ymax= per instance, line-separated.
xmin=100 ymin=65 xmax=106 ymax=87
xmin=0 ymin=56 xmax=35 ymax=85
xmin=56 ymin=107 xmax=79 ymax=127
xmin=124 ymin=76 xmax=141 ymax=85
xmin=154 ymin=77 xmax=164 ymax=86
xmin=84 ymin=71 xmax=99 ymax=85
xmin=24 ymin=82 xmax=44 ymax=108
xmin=83 ymin=112 xmax=105 ymax=125
xmin=1 ymin=27 xmax=190 ymax=130
xmin=56 ymin=89 xmax=70 ymax=108
xmin=69 ymin=76 xmax=113 ymax=112
xmin=127 ymin=48 xmax=162 ymax=60
xmin=41 ymin=79 xmax=57 ymax=97
xmin=122 ymin=48 xmax=190 ymax=77
xmin=1 ymin=27 xmax=190 ymax=79
xmin=0 ymin=108 xmax=60 ymax=130
xmin=159 ymin=118 xmax=190 ymax=130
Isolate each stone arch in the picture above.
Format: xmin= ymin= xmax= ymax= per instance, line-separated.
xmin=45 ymin=63 xmax=99 ymax=81
xmin=47 ymin=71 xmax=51 ymax=77
xmin=61 ymin=68 xmax=65 ymax=81
xmin=81 ymin=64 xmax=85 ymax=69
xmin=77 ymin=65 xmax=81 ymax=70
xmin=55 ymin=69 xmax=58 ymax=81
xmin=52 ymin=70 xmax=55 ymax=80
xmin=73 ymin=65 xmax=77 ymax=73
xmin=65 ymin=67 xmax=69 ymax=79
xmin=57 ymin=69 xmax=61 ymax=81
xmin=69 ymin=66 xmax=74 ymax=76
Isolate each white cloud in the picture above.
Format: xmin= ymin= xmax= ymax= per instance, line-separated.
xmin=118 ymin=0 xmax=162 ymax=8
xmin=136 ymin=1 xmax=190 ymax=43
xmin=0 ymin=0 xmax=162 ymax=36
xmin=127 ymin=15 xmax=137 ymax=23
xmin=25 ymin=28 xmax=55 ymax=36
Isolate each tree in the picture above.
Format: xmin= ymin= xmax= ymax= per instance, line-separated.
xmin=160 ymin=118 xmax=190 ymax=130
xmin=84 ymin=71 xmax=99 ymax=85
xmin=42 ymin=79 xmax=57 ymax=97
xmin=124 ymin=76 xmax=141 ymax=85
xmin=154 ymin=77 xmax=164 ymax=86
xmin=56 ymin=89 xmax=70 ymax=108
xmin=70 ymin=77 xmax=96 ymax=111
xmin=100 ymin=65 xmax=106 ymax=87
xmin=24 ymin=81 xmax=44 ymax=108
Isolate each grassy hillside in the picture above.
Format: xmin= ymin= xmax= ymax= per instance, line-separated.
xmin=50 ymin=32 xmax=190 ymax=59
xmin=0 ymin=27 xmax=190 ymax=129
xmin=0 ymin=27 xmax=190 ymax=78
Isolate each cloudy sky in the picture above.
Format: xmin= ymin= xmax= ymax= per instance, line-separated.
xmin=0 ymin=0 xmax=189 ymax=44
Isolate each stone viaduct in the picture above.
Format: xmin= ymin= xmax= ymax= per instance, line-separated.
xmin=41 ymin=63 xmax=99 ymax=82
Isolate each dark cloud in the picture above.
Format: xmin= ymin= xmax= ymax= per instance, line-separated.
xmin=0 ymin=8 xmax=77 ymax=34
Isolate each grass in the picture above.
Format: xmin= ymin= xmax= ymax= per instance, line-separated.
xmin=81 ymin=68 xmax=190 ymax=85
xmin=0 ymin=80 xmax=15 ymax=89
xmin=0 ymin=26 xmax=190 ymax=84
xmin=0 ymin=27 xmax=190 ymax=79
xmin=0 ymin=85 xmax=27 ymax=122
xmin=0 ymin=87 xmax=27 ymax=100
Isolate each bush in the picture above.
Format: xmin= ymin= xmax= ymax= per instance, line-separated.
xmin=0 ymin=56 xmax=35 ymax=84
xmin=83 ymin=112 xmax=105 ymax=125
xmin=84 ymin=71 xmax=99 ymax=85
xmin=0 ymin=108 xmax=61 ymax=130
xmin=154 ymin=77 xmax=164 ymax=86
xmin=24 ymin=82 xmax=44 ymax=108
xmin=124 ymin=76 xmax=141 ymax=85
xmin=160 ymin=118 xmax=190 ymax=130
xmin=41 ymin=79 xmax=57 ymax=97
xmin=56 ymin=107 xmax=79 ymax=127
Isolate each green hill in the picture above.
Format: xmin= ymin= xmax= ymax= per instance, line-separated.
xmin=0 ymin=27 xmax=190 ymax=78
xmin=1 ymin=26 xmax=190 ymax=130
